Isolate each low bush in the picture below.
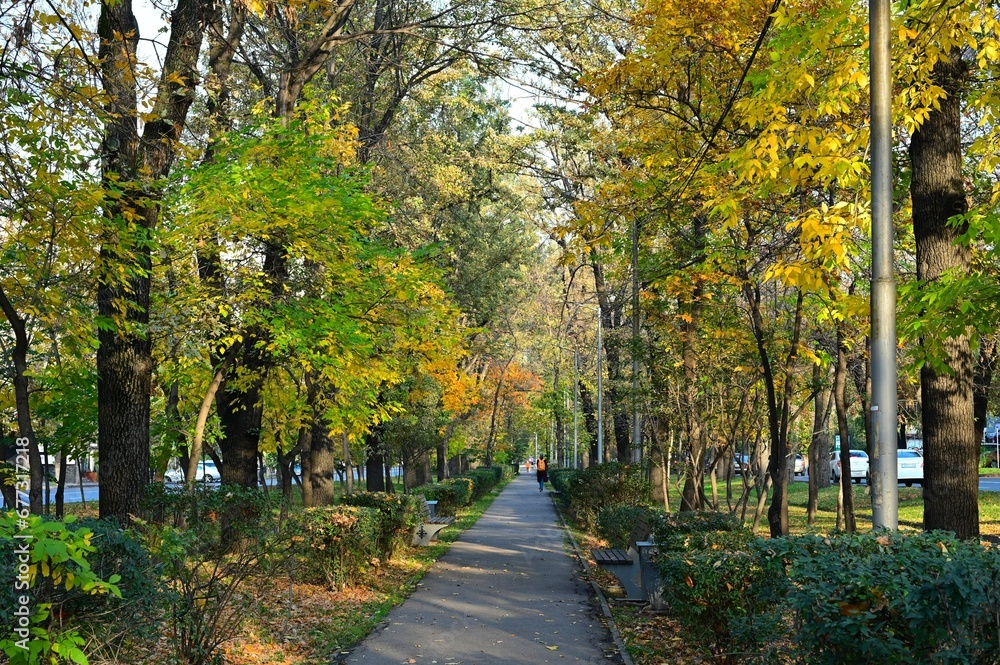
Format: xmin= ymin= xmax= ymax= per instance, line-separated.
xmin=284 ymin=505 xmax=380 ymax=589
xmin=340 ymin=491 xmax=420 ymax=559
xmin=763 ymin=530 xmax=1000 ymax=664
xmin=140 ymin=483 xmax=272 ymax=551
xmin=656 ymin=544 xmax=786 ymax=662
xmin=460 ymin=467 xmax=503 ymax=500
xmin=140 ymin=520 xmax=269 ymax=665
xmin=596 ymin=505 xmax=654 ymax=549
xmin=566 ymin=463 xmax=650 ymax=531
xmin=0 ymin=514 xmax=122 ymax=665
xmin=649 ymin=514 xmax=783 ymax=662
xmin=651 ymin=510 xmax=750 ymax=553
xmin=548 ymin=468 xmax=579 ymax=495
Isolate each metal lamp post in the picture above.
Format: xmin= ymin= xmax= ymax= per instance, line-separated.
xmin=869 ymin=0 xmax=897 ymax=528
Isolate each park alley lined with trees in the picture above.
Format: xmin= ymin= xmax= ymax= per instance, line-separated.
xmin=7 ymin=0 xmax=1000 ymax=661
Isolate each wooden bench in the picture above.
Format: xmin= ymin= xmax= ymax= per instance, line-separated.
xmin=590 ymin=514 xmax=653 ymax=602
xmin=411 ymin=496 xmax=455 ymax=546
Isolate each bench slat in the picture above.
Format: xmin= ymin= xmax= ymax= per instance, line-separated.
xmin=591 ymin=548 xmax=632 ymax=565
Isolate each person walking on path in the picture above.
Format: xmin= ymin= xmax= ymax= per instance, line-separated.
xmin=535 ymin=455 xmax=548 ymax=491
xmin=346 ymin=472 xmax=624 ymax=665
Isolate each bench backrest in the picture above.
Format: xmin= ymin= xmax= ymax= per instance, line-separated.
xmin=628 ymin=513 xmax=651 ymax=550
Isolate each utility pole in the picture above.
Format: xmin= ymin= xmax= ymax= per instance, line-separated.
xmin=573 ymin=349 xmax=579 ymax=469
xmin=870 ymin=0 xmax=898 ymax=528
xmin=631 ymin=217 xmax=642 ymax=462
xmin=597 ymin=310 xmax=604 ymax=465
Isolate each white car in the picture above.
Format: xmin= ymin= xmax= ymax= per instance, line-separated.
xmin=831 ymin=450 xmax=869 ymax=484
xmin=793 ymin=454 xmax=808 ymax=475
xmin=163 ymin=460 xmax=219 ymax=483
xmin=864 ymin=449 xmax=924 ymax=487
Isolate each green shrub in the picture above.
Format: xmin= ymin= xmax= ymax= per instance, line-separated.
xmin=566 ymin=463 xmax=650 ymax=531
xmin=284 ymin=505 xmax=380 ymax=588
xmin=648 ymin=514 xmax=784 ymax=662
xmin=140 ymin=483 xmax=272 ymax=550
xmin=651 ymin=510 xmax=749 ymax=553
xmin=339 ymin=492 xmax=420 ymax=559
xmin=0 ymin=514 xmax=122 ymax=665
xmin=443 ymin=477 xmax=474 ymax=506
xmin=596 ymin=505 xmax=654 ymax=550
xmin=763 ymin=530 xmax=1000 ymax=665
xmin=548 ymin=468 xmax=579 ymax=495
xmin=140 ymin=520 xmax=269 ymax=665
xmin=655 ymin=542 xmax=786 ymax=662
xmin=460 ymin=468 xmax=498 ymax=500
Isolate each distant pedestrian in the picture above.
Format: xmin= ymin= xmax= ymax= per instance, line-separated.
xmin=526 ymin=456 xmax=534 ymax=473
xmin=536 ymin=455 xmax=548 ymax=492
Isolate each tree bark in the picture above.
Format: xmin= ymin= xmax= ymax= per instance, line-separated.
xmin=909 ymin=50 xmax=978 ymax=539
xmin=808 ymin=360 xmax=832 ymax=524
xmin=835 ymin=325 xmax=857 ymax=532
xmin=96 ymin=0 xmax=213 ymax=522
xmin=0 ymin=285 xmax=42 ymax=514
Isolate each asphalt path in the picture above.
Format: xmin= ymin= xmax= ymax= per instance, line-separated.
xmin=345 ymin=472 xmax=623 ymax=665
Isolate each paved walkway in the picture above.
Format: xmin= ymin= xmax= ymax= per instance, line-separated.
xmin=345 ymin=472 xmax=625 ymax=665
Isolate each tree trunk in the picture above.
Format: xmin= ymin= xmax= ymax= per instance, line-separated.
xmin=96 ymin=0 xmax=212 ymax=522
xmin=835 ymin=326 xmax=857 ymax=532
xmin=309 ymin=420 xmax=337 ymax=505
xmin=808 ymin=361 xmax=833 ymax=524
xmin=680 ymin=215 xmax=707 ymax=508
xmin=0 ymin=286 xmax=42 ymax=514
xmin=909 ymin=50 xmax=978 ymax=539
xmin=366 ymin=427 xmax=386 ymax=492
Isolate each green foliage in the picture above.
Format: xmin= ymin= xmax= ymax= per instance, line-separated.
xmin=565 ymin=463 xmax=650 ymax=531
xmin=762 ymin=530 xmax=1000 ymax=664
xmin=547 ymin=468 xmax=580 ymax=495
xmin=417 ymin=477 xmax=472 ymax=515
xmin=139 ymin=483 xmax=272 ymax=550
xmin=596 ymin=505 xmax=654 ymax=550
xmin=62 ymin=518 xmax=166 ymax=649
xmin=650 ymin=510 xmax=749 ymax=553
xmin=339 ymin=491 xmax=420 ymax=559
xmin=459 ymin=468 xmax=500 ymax=500
xmin=284 ymin=505 xmax=380 ymax=589
xmin=0 ymin=514 xmax=121 ymax=665
xmin=647 ymin=513 xmax=785 ymax=662
xmin=655 ymin=543 xmax=786 ymax=663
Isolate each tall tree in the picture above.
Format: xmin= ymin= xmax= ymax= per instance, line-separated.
xmin=95 ymin=0 xmax=214 ymax=521
xmin=909 ymin=49 xmax=977 ymax=538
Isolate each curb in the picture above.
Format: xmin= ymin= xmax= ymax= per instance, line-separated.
xmin=549 ymin=493 xmax=636 ymax=665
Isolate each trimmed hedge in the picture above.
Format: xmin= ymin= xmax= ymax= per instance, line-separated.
xmin=413 ymin=465 xmax=510 ymax=515
xmin=649 ymin=513 xmax=777 ymax=660
xmin=765 ymin=530 xmax=1000 ymax=664
xmin=596 ymin=505 xmax=654 ymax=550
xmin=339 ymin=491 xmax=421 ymax=558
xmin=284 ymin=505 xmax=380 ymax=588
xmin=565 ymin=463 xmax=650 ymax=531
xmin=548 ymin=468 xmax=579 ymax=495
xmin=646 ymin=520 xmax=1000 ymax=664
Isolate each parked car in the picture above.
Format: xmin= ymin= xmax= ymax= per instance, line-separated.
xmin=831 ymin=450 xmax=869 ymax=484
xmin=896 ymin=449 xmax=924 ymax=487
xmin=163 ymin=460 xmax=219 ymax=483
xmin=794 ymin=454 xmax=808 ymax=476
xmin=864 ymin=449 xmax=924 ymax=487
xmin=733 ymin=452 xmax=751 ymax=475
